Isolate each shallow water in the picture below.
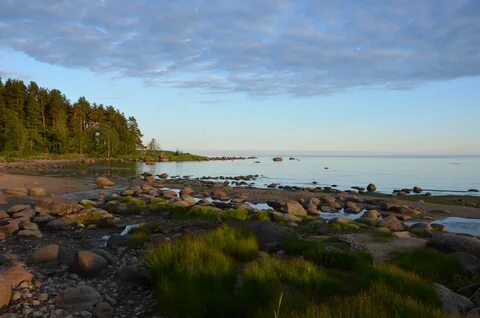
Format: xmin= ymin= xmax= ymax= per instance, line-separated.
xmin=405 ymin=217 xmax=480 ymax=236
xmin=139 ymin=155 xmax=480 ymax=196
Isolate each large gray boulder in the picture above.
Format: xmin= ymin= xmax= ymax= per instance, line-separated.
xmin=434 ymin=283 xmax=474 ymax=316
xmin=250 ymin=222 xmax=297 ymax=250
xmin=428 ymin=233 xmax=480 ymax=258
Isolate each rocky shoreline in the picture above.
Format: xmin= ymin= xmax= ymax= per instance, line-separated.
xmin=0 ymin=168 xmax=480 ymax=317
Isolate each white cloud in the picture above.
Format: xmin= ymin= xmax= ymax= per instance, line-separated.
xmin=0 ymin=0 xmax=479 ymax=95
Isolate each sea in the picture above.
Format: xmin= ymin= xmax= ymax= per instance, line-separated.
xmin=136 ymin=155 xmax=480 ymax=196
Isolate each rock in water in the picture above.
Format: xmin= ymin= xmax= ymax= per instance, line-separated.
xmin=272 ymin=157 xmax=283 ymax=162
xmin=284 ymin=200 xmax=307 ymax=218
xmin=55 ymin=284 xmax=101 ymax=309
xmin=367 ymin=184 xmax=377 ymax=192
xmin=95 ymin=177 xmax=115 ymax=187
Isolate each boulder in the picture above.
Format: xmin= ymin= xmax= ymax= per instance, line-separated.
xmin=427 ymin=233 xmax=480 ymax=258
xmin=180 ymin=187 xmax=193 ymax=196
xmin=32 ymin=244 xmax=59 ymax=263
xmin=36 ymin=197 xmax=78 ymax=216
xmin=55 ymin=284 xmax=101 ymax=309
xmin=250 ymin=222 xmax=297 ymax=250
xmin=162 ymin=190 xmax=178 ymax=199
xmin=11 ymin=209 xmax=35 ymax=219
xmin=95 ymin=177 xmax=115 ymax=187
xmin=32 ymin=214 xmax=54 ymax=224
xmin=158 ymin=173 xmax=169 ymax=179
xmin=17 ymin=229 xmax=43 ymax=238
xmin=46 ymin=219 xmax=71 ymax=231
xmin=6 ymin=188 xmax=28 ymax=196
xmin=378 ymin=215 xmax=405 ymax=232
xmin=451 ymin=252 xmax=480 ymax=274
xmin=144 ymin=175 xmax=155 ymax=183
xmin=272 ymin=157 xmax=283 ymax=162
xmin=413 ymin=186 xmax=423 ymax=194
xmin=94 ymin=302 xmax=114 ymax=318
xmin=344 ymin=201 xmax=361 ymax=214
xmin=29 ymin=188 xmax=46 ymax=197
xmin=367 ymin=184 xmax=377 ymax=192
xmin=434 ymin=283 xmax=474 ymax=316
xmin=116 ymin=265 xmax=150 ymax=285
xmin=0 ymin=264 xmax=33 ymax=284
xmin=7 ymin=205 xmax=30 ymax=214
xmin=409 ymin=223 xmax=433 ymax=237
xmin=0 ymin=211 xmax=8 ymax=220
xmin=272 ymin=211 xmax=302 ymax=223
xmin=76 ymin=251 xmax=108 ymax=276
xmin=0 ymin=283 xmax=11 ymax=309
xmin=284 ymin=201 xmax=307 ymax=218
xmin=363 ymin=210 xmax=379 ymax=220
xmin=107 ymin=234 xmax=129 ymax=249
xmin=431 ymin=223 xmax=447 ymax=232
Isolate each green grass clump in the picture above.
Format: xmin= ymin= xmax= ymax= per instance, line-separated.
xmin=186 ymin=206 xmax=220 ymax=221
xmin=120 ymin=196 xmax=146 ymax=213
xmin=252 ymin=211 xmax=271 ymax=221
xmin=78 ymin=211 xmax=104 ymax=224
xmin=391 ymin=248 xmax=464 ymax=282
xmin=237 ymin=256 xmax=336 ymax=317
xmin=223 ymin=208 xmax=249 ymax=221
xmin=288 ymin=282 xmax=445 ymax=318
xmin=283 ymin=239 xmax=372 ymax=271
xmin=128 ymin=222 xmax=163 ymax=249
xmin=330 ymin=221 xmax=364 ymax=232
xmin=145 ymin=225 xmax=259 ymax=317
xmin=149 ymin=202 xmax=188 ymax=215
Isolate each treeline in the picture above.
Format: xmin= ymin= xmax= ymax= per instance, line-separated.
xmin=0 ymin=78 xmax=144 ymax=157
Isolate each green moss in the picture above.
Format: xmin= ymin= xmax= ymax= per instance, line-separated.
xmin=330 ymin=221 xmax=362 ymax=232
xmin=391 ymin=248 xmax=464 ymax=282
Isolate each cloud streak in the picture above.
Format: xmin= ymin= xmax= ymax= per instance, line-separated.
xmin=0 ymin=0 xmax=479 ymax=95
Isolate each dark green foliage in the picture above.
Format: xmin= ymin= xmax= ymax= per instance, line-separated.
xmin=0 ymin=77 xmax=143 ymax=156
xmin=391 ymin=248 xmax=464 ymax=282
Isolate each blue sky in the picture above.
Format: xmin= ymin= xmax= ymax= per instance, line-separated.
xmin=1 ymin=0 xmax=479 ymax=155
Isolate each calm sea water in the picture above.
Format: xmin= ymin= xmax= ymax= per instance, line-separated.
xmin=137 ymin=155 xmax=480 ymax=196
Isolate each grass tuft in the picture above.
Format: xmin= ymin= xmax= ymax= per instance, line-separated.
xmin=391 ymin=248 xmax=464 ymax=282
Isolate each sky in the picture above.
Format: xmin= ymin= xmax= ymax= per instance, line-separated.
xmin=0 ymin=0 xmax=479 ymax=156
